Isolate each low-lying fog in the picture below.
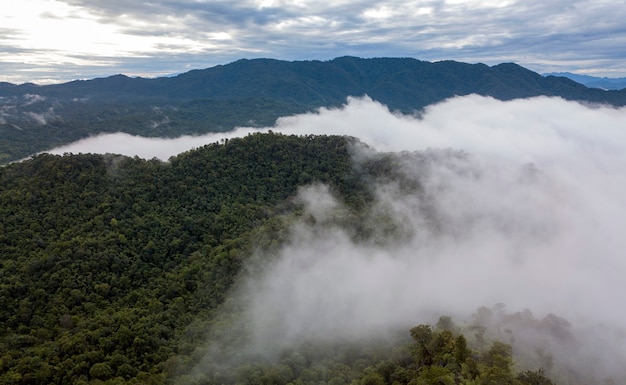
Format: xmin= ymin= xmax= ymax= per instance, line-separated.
xmin=50 ymin=95 xmax=626 ymax=380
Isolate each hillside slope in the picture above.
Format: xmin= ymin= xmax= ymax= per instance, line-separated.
xmin=0 ymin=133 xmax=360 ymax=383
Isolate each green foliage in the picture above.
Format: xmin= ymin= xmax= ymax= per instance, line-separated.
xmin=0 ymin=133 xmax=363 ymax=384
xmin=516 ymin=369 xmax=555 ymax=385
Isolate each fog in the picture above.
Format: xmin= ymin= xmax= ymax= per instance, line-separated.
xmin=46 ymin=129 xmax=264 ymax=160
xmin=49 ymin=95 xmax=626 ymax=167
xmin=50 ymin=96 xmax=626 ymax=380
xmin=250 ymin=98 xmax=625 ymax=382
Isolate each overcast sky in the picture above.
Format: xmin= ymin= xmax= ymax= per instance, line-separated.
xmin=2 ymin=0 xmax=626 ymax=84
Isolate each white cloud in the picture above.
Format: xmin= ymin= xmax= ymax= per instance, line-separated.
xmin=46 ymin=126 xmax=273 ymax=160
xmin=203 ymin=96 xmax=625 ymax=380
xmin=53 ymin=95 xmax=626 ymax=380
xmin=49 ymin=94 xmax=626 ymax=169
xmin=24 ymin=107 xmax=58 ymax=125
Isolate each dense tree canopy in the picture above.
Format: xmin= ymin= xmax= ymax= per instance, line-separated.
xmin=0 ymin=133 xmax=362 ymax=383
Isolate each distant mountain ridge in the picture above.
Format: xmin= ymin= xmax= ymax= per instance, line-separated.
xmin=4 ymin=57 xmax=625 ymax=107
xmin=543 ymin=72 xmax=626 ymax=90
xmin=2 ymin=56 xmax=626 ymax=162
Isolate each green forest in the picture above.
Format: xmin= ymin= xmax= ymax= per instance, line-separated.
xmin=0 ymin=133 xmax=608 ymax=384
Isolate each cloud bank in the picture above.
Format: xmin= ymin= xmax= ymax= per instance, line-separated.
xmin=176 ymin=95 xmax=624 ymax=381
xmin=47 ymin=129 xmax=264 ymax=161
xmin=50 ymin=95 xmax=626 ymax=167
xmin=49 ymin=96 xmax=626 ymax=379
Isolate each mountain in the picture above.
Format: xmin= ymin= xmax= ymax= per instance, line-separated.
xmin=2 ymin=56 xmax=626 ymax=163
xmin=0 ymin=133 xmax=355 ymax=383
xmin=543 ymin=72 xmax=626 ymax=90
xmin=5 ymin=57 xmax=625 ymax=105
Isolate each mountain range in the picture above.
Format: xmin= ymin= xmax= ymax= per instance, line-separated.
xmin=2 ymin=56 xmax=626 ymax=162
xmin=543 ymin=72 xmax=626 ymax=90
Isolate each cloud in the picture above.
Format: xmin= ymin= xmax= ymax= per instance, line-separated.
xmin=3 ymin=0 xmax=626 ymax=83
xmin=48 ymin=95 xmax=626 ymax=380
xmin=171 ymin=95 xmax=625 ymax=381
xmin=46 ymin=128 xmax=261 ymax=160
xmin=49 ymin=94 xmax=626 ymax=167
xmin=22 ymin=94 xmax=46 ymax=105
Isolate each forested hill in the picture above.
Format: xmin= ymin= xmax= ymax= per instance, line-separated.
xmin=0 ymin=133 xmax=359 ymax=384
xmin=2 ymin=56 xmax=626 ymax=162
xmin=1 ymin=133 xmax=570 ymax=385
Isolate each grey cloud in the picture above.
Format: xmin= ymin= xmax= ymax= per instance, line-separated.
xmin=61 ymin=0 xmax=626 ymax=59
xmin=60 ymin=0 xmax=165 ymax=18
xmin=39 ymin=11 xmax=67 ymax=20
xmin=0 ymin=27 xmax=25 ymax=41
xmin=61 ymin=0 xmax=292 ymax=26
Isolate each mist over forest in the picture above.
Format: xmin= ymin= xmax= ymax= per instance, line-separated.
xmin=183 ymin=95 xmax=626 ymax=384
xmin=2 ymin=86 xmax=626 ymax=383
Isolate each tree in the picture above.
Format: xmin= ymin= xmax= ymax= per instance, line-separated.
xmin=516 ymin=369 xmax=555 ymax=385
xmin=410 ymin=325 xmax=434 ymax=366
xmin=89 ymin=362 xmax=114 ymax=380
xmin=412 ymin=366 xmax=455 ymax=385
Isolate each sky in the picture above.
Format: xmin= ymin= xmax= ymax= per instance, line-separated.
xmin=2 ymin=0 xmax=626 ymax=84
